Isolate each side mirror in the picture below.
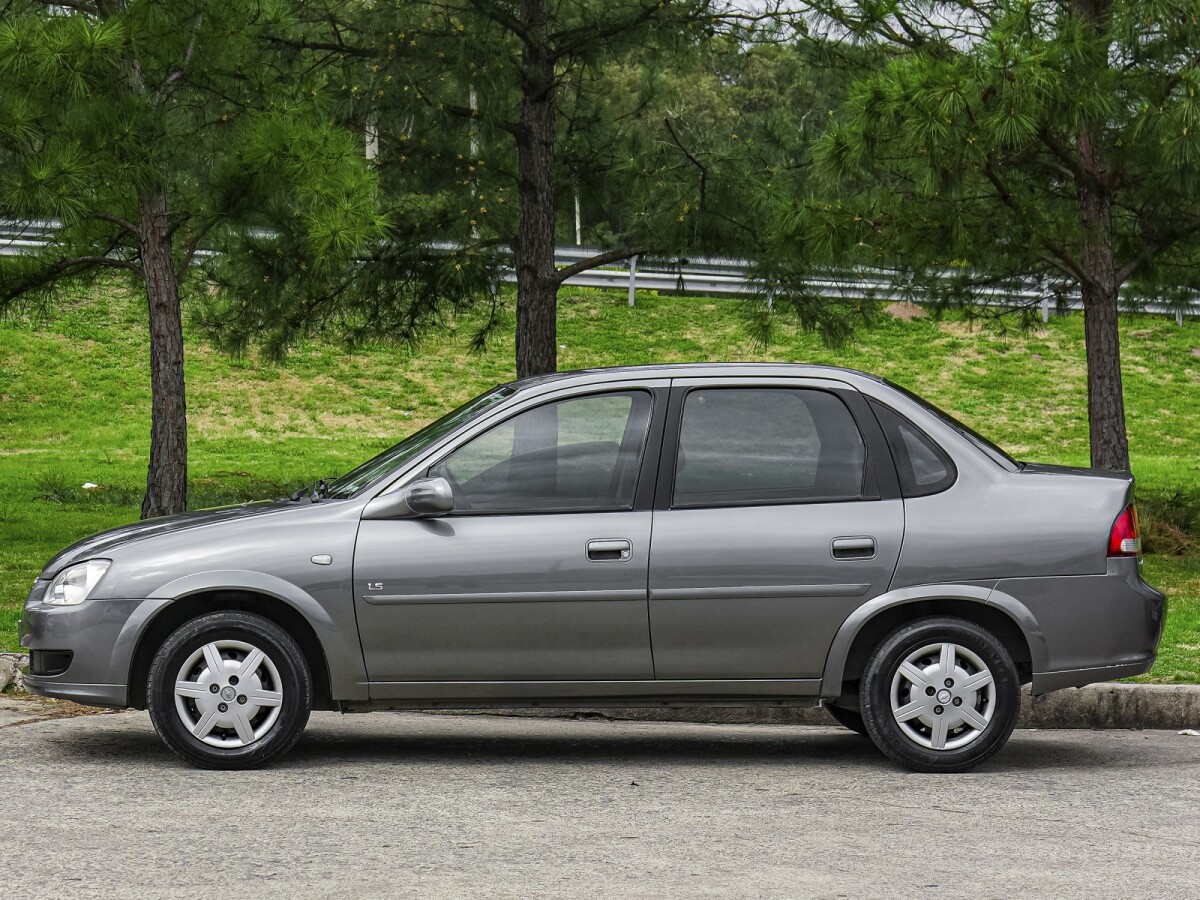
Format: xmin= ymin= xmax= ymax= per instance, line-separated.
xmin=362 ymin=476 xmax=455 ymax=520
xmin=406 ymin=476 xmax=455 ymax=516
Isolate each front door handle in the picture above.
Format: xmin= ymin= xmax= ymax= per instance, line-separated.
xmin=587 ymin=539 xmax=632 ymax=562
xmin=831 ymin=536 xmax=876 ymax=560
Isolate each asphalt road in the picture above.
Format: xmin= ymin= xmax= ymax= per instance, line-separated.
xmin=2 ymin=700 xmax=1198 ymax=899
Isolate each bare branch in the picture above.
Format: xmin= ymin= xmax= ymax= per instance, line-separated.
xmin=551 ymin=0 xmax=676 ymax=60
xmin=465 ymin=0 xmax=534 ymax=47
xmin=981 ymin=160 xmax=1087 ymax=284
xmin=1037 ymin=127 xmax=1085 ymax=182
xmin=1 ymin=254 xmax=142 ymax=305
xmin=90 ymin=211 xmax=139 ymax=237
xmin=174 ymin=219 xmax=218 ymax=280
xmin=404 ymin=76 xmax=521 ymax=135
xmin=263 ymin=34 xmax=375 ymax=59
xmin=155 ymin=11 xmax=204 ymax=102
xmin=663 ymin=117 xmax=707 ymax=213
xmin=1115 ymin=221 xmax=1200 ymax=285
xmin=553 ymin=245 xmax=648 ymax=285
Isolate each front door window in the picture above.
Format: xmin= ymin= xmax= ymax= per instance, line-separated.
xmin=431 ymin=391 xmax=653 ymax=513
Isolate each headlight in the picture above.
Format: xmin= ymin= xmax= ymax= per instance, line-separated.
xmin=43 ymin=559 xmax=111 ymax=606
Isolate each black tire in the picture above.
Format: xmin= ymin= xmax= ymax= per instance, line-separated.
xmin=859 ymin=616 xmax=1020 ymax=773
xmin=147 ymin=611 xmax=312 ymax=770
xmin=824 ymin=703 xmax=869 ymax=737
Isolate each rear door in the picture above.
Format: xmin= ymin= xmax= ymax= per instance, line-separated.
xmin=647 ymin=378 xmax=904 ymax=679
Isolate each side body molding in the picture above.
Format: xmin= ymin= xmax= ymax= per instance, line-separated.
xmin=144 ymin=570 xmax=369 ymax=701
xmin=818 ymin=582 xmax=1049 ymax=697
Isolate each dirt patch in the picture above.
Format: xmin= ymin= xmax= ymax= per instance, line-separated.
xmin=883 ymin=301 xmax=926 ymax=321
xmin=0 ymin=694 xmax=122 ymax=727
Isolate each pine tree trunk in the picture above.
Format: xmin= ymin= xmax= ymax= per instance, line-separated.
xmin=1076 ymin=131 xmax=1130 ymax=473
xmin=138 ymin=191 xmax=189 ymax=518
xmin=514 ymin=0 xmax=558 ymax=379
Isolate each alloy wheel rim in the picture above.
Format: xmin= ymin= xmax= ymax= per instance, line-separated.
xmin=889 ymin=641 xmax=995 ymax=751
xmin=174 ymin=639 xmax=283 ymax=748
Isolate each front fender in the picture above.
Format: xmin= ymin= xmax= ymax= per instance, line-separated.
xmin=143 ymin=569 xmax=368 ymax=701
xmin=818 ymin=583 xmax=1048 ymax=697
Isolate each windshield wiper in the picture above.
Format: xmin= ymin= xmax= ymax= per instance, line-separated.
xmin=288 ymin=478 xmax=332 ymax=502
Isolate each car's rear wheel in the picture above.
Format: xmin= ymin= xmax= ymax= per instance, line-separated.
xmin=859 ymin=617 xmax=1020 ymax=773
xmin=147 ymin=611 xmax=311 ymax=769
xmin=824 ymin=703 xmax=869 ymax=736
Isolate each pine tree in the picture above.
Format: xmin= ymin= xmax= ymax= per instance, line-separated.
xmin=0 ymin=0 xmax=386 ymax=516
xmin=263 ymin=0 xmax=790 ymax=378
xmin=796 ymin=0 xmax=1200 ymax=471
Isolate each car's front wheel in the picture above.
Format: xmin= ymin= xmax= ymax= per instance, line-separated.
xmin=859 ymin=617 xmax=1020 ymax=773
xmin=147 ymin=611 xmax=312 ymax=769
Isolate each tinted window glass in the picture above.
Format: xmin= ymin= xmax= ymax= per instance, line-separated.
xmin=431 ymin=392 xmax=652 ymax=513
xmin=326 ymin=387 xmax=515 ymax=498
xmin=869 ymin=400 xmax=957 ymax=497
xmin=672 ymin=389 xmax=866 ymax=507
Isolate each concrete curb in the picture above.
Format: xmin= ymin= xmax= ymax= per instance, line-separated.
xmin=438 ymin=683 xmax=1200 ymax=731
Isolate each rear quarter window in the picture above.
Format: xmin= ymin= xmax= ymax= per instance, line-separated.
xmin=869 ymin=399 xmax=957 ymax=497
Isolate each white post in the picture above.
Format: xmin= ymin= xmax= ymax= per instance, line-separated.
xmin=365 ymin=120 xmax=379 ymax=161
xmin=628 ymin=255 xmax=638 ymax=308
xmin=574 ymin=190 xmax=582 ymax=246
xmin=1041 ymin=295 xmax=1050 ymax=324
xmin=469 ymin=85 xmax=479 ymax=240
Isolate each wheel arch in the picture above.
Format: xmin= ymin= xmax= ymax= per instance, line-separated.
xmin=820 ymin=585 xmax=1046 ymax=698
xmin=125 ymin=572 xmax=358 ymax=710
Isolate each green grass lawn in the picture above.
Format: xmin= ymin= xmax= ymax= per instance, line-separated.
xmin=2 ymin=280 xmax=1197 ymax=681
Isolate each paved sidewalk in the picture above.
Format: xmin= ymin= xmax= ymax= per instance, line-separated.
xmin=3 ymin=702 xmax=1198 ymax=899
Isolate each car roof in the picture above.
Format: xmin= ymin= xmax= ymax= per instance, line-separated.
xmin=506 ymin=362 xmax=886 ymax=392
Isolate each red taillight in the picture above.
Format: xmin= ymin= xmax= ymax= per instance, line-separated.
xmin=1108 ymin=504 xmax=1141 ymax=557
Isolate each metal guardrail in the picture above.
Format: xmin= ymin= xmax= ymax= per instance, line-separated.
xmin=3 ymin=219 xmax=1195 ymax=325
xmin=532 ymin=250 xmax=1196 ymax=327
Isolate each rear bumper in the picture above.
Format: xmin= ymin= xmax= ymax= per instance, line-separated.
xmin=1032 ymin=657 xmax=1155 ymax=695
xmin=998 ymin=558 xmax=1166 ymax=696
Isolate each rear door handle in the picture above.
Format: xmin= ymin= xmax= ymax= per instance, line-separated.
xmin=831 ymin=536 xmax=876 ymax=560
xmin=587 ymin=539 xmax=632 ymax=562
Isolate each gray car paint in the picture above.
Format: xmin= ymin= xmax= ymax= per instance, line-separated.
xmin=647 ymin=501 xmax=904 ymax=679
xmin=355 ymin=511 xmax=655 ymax=686
xmin=19 ymin=363 xmax=1166 ymax=711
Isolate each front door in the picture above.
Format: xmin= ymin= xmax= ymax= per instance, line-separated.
xmin=354 ymin=387 xmax=664 ymax=692
xmin=647 ymin=382 xmax=904 ymax=679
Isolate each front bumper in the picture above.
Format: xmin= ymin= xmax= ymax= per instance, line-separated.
xmin=19 ymin=592 xmax=170 ymax=709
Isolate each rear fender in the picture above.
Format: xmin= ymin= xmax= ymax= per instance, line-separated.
xmin=819 ymin=583 xmax=1048 ymax=696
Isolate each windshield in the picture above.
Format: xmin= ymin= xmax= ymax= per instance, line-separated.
xmin=883 ymin=380 xmax=1019 ymax=471
xmin=325 ymin=386 xmax=515 ymax=499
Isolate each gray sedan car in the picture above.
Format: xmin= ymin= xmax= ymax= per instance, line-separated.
xmin=20 ymin=364 xmax=1165 ymax=771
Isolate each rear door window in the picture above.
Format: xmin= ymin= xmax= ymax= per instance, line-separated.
xmin=672 ymin=388 xmax=866 ymax=507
